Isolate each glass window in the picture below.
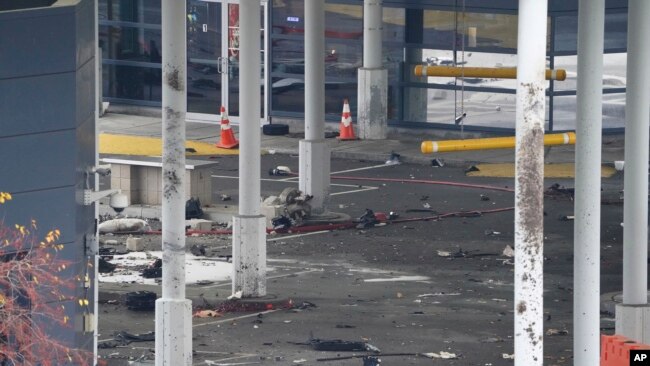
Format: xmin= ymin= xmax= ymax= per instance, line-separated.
xmin=103 ymin=64 xmax=161 ymax=102
xmin=383 ymin=7 xmax=405 ymax=43
xmin=100 ymin=25 xmax=162 ymax=62
xmin=271 ymin=77 xmax=304 ymax=113
xmin=554 ymin=11 xmax=627 ymax=53
xmin=604 ymin=12 xmax=627 ymax=51
xmin=403 ymin=87 xmax=516 ymax=129
xmin=460 ymin=12 xmax=518 ymax=51
xmin=272 ymin=39 xmax=304 ymax=74
xmin=325 ymin=39 xmax=362 ymax=78
xmin=99 ymin=0 xmax=161 ymax=24
xmin=420 ymin=9 xmax=457 ymax=49
xmin=602 ymin=93 xmax=626 ymax=129
xmin=271 ymin=0 xmax=304 ymax=33
xmin=325 ymin=3 xmax=362 ymax=39
xmin=553 ymin=53 xmax=626 ymax=92
xmin=552 ymin=93 xmax=625 ymax=131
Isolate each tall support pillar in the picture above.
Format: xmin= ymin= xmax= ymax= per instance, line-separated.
xmin=574 ymin=1 xmax=605 ymax=364
xmin=155 ymin=0 xmax=192 ymax=364
xmin=357 ymin=0 xmax=387 ymax=139
xmin=616 ymin=0 xmax=650 ymax=343
xmin=300 ymin=0 xmax=331 ymax=213
xmin=233 ymin=0 xmax=266 ymax=297
xmin=513 ymin=1 xmax=547 ymax=365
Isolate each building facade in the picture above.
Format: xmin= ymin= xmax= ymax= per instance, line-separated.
xmin=99 ymin=0 xmax=628 ymax=133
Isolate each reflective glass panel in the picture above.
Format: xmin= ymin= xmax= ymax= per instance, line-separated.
xmin=103 ymin=64 xmax=161 ymax=101
xmin=99 ymin=0 xmax=161 ymax=24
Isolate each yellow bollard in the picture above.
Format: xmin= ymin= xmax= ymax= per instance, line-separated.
xmin=421 ymin=132 xmax=576 ymax=154
xmin=414 ymin=65 xmax=567 ymax=81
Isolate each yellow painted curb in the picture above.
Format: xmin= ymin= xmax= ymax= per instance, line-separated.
xmin=99 ymin=133 xmax=239 ymax=157
xmin=466 ymin=163 xmax=616 ymax=179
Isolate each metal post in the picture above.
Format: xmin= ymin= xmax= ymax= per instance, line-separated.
xmin=357 ymin=0 xmax=388 ymax=139
xmin=299 ymin=0 xmax=331 ymax=213
xmin=616 ymin=0 xmax=650 ymax=343
xmin=233 ymin=0 xmax=266 ymax=297
xmin=574 ymin=0 xmax=604 ymax=364
xmin=363 ymin=0 xmax=382 ymax=69
xmin=513 ymin=1 xmax=547 ymax=364
xmin=155 ymin=0 xmax=192 ymax=364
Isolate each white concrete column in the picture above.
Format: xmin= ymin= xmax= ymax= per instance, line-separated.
xmin=363 ymin=0 xmax=382 ymax=69
xmin=616 ymin=0 xmax=650 ymax=342
xmin=513 ymin=1 xmax=547 ymax=365
xmin=574 ymin=1 xmax=604 ymax=364
xmin=156 ymin=0 xmax=192 ymax=364
xmin=232 ymin=0 xmax=266 ymax=297
xmin=357 ymin=0 xmax=387 ymax=139
xmin=300 ymin=0 xmax=330 ymax=213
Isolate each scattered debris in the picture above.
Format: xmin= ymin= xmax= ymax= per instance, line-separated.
xmin=559 ymin=215 xmax=575 ymax=221
xmin=194 ymin=310 xmax=222 ymax=318
xmin=423 ymin=351 xmax=458 ymax=359
xmin=228 ymin=291 xmax=243 ymax=300
xmin=190 ymin=244 xmax=207 ymax=256
xmin=502 ymin=245 xmax=515 ymax=258
xmin=480 ymin=337 xmax=504 ymax=343
xmin=363 ymin=356 xmax=381 ymax=366
xmin=418 ymin=293 xmax=461 ymax=297
xmin=324 ymin=131 xmax=340 ymax=139
xmin=269 ymin=166 xmax=293 ymax=176
xmin=125 ymin=291 xmax=157 ymax=311
xmin=545 ymin=183 xmax=575 ymax=199
xmin=98 ymin=331 xmax=155 ymax=349
xmin=484 ymin=229 xmax=501 ymax=236
xmin=502 ymin=353 xmax=515 ymax=360
xmin=186 ymin=218 xmax=213 ymax=231
xmin=546 ymin=328 xmax=569 ymax=336
xmin=126 ymin=236 xmax=144 ymax=251
xmin=141 ymin=258 xmax=162 ymax=278
xmin=185 ymin=197 xmax=204 ymax=219
xmin=388 ymin=211 xmax=399 ymax=220
xmin=98 ymin=218 xmax=151 ymax=234
xmin=465 ymin=165 xmax=480 ymax=173
xmin=437 ymin=250 xmax=451 ymax=257
xmin=292 ymin=360 xmax=307 ymax=364
xmin=220 ymin=194 xmax=232 ymax=201
xmin=356 ymin=209 xmax=380 ymax=229
xmin=308 ymin=337 xmax=381 ymax=353
xmin=431 ymin=158 xmax=445 ymax=167
xmin=294 ymin=301 xmax=317 ymax=310
xmin=98 ymin=257 xmax=117 ymax=273
xmin=480 ymin=194 xmax=490 ymax=201
xmin=185 ymin=147 xmax=197 ymax=153
xmin=385 ymin=152 xmax=401 ymax=166
xmin=272 ymin=215 xmax=293 ymax=231
xmin=336 ymin=324 xmax=356 ymax=329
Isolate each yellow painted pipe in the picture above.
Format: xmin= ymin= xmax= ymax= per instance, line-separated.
xmin=414 ymin=65 xmax=567 ymax=81
xmin=421 ymin=132 xmax=576 ymax=154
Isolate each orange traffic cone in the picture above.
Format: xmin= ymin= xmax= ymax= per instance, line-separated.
xmin=216 ymin=106 xmax=239 ymax=149
xmin=338 ymin=99 xmax=357 ymax=140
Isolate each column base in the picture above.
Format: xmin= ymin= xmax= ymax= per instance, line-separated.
xmin=358 ymin=68 xmax=388 ymax=140
xmin=616 ymin=303 xmax=650 ymax=343
xmin=299 ymin=139 xmax=330 ymax=214
xmin=232 ymin=215 xmax=267 ymax=297
xmin=155 ymin=298 xmax=192 ymax=366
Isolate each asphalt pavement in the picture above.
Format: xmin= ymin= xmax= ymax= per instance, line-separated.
xmin=97 ymin=153 xmax=629 ymax=366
